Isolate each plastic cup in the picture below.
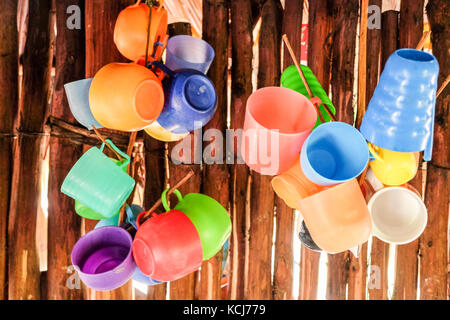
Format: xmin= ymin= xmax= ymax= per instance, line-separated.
xmin=113 ymin=1 xmax=168 ymax=62
xmin=241 ymin=87 xmax=317 ymax=176
xmin=271 ymin=157 xmax=327 ymax=210
xmin=368 ymin=185 xmax=427 ymax=245
xmin=131 ymin=266 xmax=163 ymax=286
xmin=61 ymin=139 xmax=135 ymax=219
xmin=165 ymin=35 xmax=215 ymax=74
xmin=94 ymin=204 xmax=143 ymax=229
xmin=298 ymin=179 xmax=372 ymax=253
xmin=161 ymin=188 xmax=231 ymax=260
xmin=132 ymin=209 xmax=203 ymax=281
xmin=71 ymin=226 xmax=136 ymax=291
xmin=64 ymin=78 xmax=102 ymax=130
xmin=152 ymin=62 xmax=217 ymax=134
xmin=360 ymin=49 xmax=439 ymax=161
xmin=144 ymin=120 xmax=189 ymax=142
xmin=89 ymin=62 xmax=164 ymax=132
xmin=368 ymin=143 xmax=419 ymax=186
xmin=300 ymin=121 xmax=370 ymax=186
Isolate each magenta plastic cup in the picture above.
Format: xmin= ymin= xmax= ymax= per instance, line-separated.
xmin=71 ymin=226 xmax=135 ymax=291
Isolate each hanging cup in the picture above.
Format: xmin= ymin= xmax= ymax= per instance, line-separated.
xmin=360 ymin=49 xmax=439 ymax=161
xmin=89 ymin=62 xmax=164 ymax=131
xmin=61 ymin=139 xmax=135 ymax=219
xmin=368 ymin=185 xmax=427 ymax=245
xmin=165 ymin=35 xmax=215 ymax=74
xmin=271 ymin=157 xmax=327 ymax=210
xmin=298 ymin=179 xmax=372 ymax=253
xmin=144 ymin=120 xmax=189 ymax=142
xmin=368 ymin=143 xmax=419 ymax=186
xmin=300 ymin=121 xmax=370 ymax=186
xmin=162 ymin=188 xmax=231 ymax=260
xmin=64 ymin=78 xmax=102 ymax=130
xmin=71 ymin=226 xmax=136 ymax=291
xmin=132 ymin=209 xmax=203 ymax=282
xmin=113 ymin=0 xmax=168 ymax=62
xmin=151 ymin=61 xmax=217 ymax=134
xmin=241 ymin=87 xmax=318 ymax=176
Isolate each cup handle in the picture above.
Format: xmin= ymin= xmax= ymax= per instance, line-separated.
xmin=161 ymin=188 xmax=183 ymax=212
xmin=309 ymin=96 xmax=322 ymax=107
xmin=104 ymin=139 xmax=130 ymax=169
xmin=149 ymin=61 xmax=174 ymax=79
xmin=367 ymin=143 xmax=383 ymax=162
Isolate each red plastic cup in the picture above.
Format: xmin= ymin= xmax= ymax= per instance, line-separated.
xmin=132 ymin=210 xmax=203 ymax=282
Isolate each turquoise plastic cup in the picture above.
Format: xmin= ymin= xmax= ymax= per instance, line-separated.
xmin=61 ymin=139 xmax=135 ymax=219
xmin=75 ymin=157 xmax=129 ymax=220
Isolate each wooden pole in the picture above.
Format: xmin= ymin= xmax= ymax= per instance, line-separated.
xmin=420 ymin=0 xmax=449 ymax=300
xmin=327 ymin=0 xmax=359 ymax=300
xmin=47 ymin=0 xmax=85 ymax=300
xmin=298 ymin=0 xmax=331 ymax=300
xmin=229 ymin=0 xmax=253 ymax=300
xmin=83 ymin=0 xmax=135 ymax=301
xmin=0 ymin=0 xmax=18 ymax=300
xmin=367 ymin=8 xmax=397 ymax=301
xmin=166 ymin=22 xmax=200 ymax=301
xmin=392 ymin=0 xmax=424 ymax=300
xmin=272 ymin=0 xmax=302 ymax=301
xmin=246 ymin=0 xmax=281 ymax=300
xmin=8 ymin=0 xmax=52 ymax=300
xmin=197 ymin=0 xmax=229 ymax=300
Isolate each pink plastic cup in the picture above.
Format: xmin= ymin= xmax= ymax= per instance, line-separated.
xmin=241 ymin=87 xmax=317 ymax=175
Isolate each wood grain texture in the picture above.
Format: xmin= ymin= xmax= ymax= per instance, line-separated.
xmin=47 ymin=0 xmax=85 ymax=300
xmin=399 ymin=0 xmax=424 ymax=50
xmin=83 ymin=0 xmax=135 ymax=300
xmin=198 ymin=0 xmax=229 ymax=300
xmin=392 ymin=1 xmax=424 ymax=301
xmin=282 ymin=0 xmax=303 ymax=68
xmin=0 ymin=0 xmax=18 ymax=300
xmin=8 ymin=0 xmax=52 ymax=300
xmin=229 ymin=0 xmax=253 ymax=300
xmin=420 ymin=0 xmax=450 ymax=300
xmin=298 ymin=0 xmax=332 ymax=300
xmin=246 ymin=0 xmax=281 ymax=300
xmin=368 ymin=9 xmax=398 ymax=301
xmin=276 ymin=0 xmax=301 ymax=300
xmin=326 ymin=0 xmax=359 ymax=300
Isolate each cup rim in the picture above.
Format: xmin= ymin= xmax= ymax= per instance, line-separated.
xmin=367 ymin=186 xmax=428 ymax=245
xmin=71 ymin=226 xmax=133 ymax=276
xmin=394 ymin=48 xmax=438 ymax=64
xmin=167 ymin=35 xmax=215 ymax=65
xmin=246 ymin=86 xmax=317 ymax=137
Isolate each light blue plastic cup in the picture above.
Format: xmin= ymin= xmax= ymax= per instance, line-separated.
xmin=165 ymin=35 xmax=215 ymax=74
xmin=94 ymin=204 xmax=144 ymax=229
xmin=64 ymin=78 xmax=103 ymax=130
xmin=300 ymin=122 xmax=370 ymax=186
xmin=360 ymin=49 xmax=439 ymax=161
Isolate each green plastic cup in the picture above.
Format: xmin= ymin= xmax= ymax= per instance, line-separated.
xmin=161 ymin=188 xmax=231 ymax=260
xmin=74 ymin=158 xmax=129 ymax=220
xmin=61 ymin=139 xmax=135 ymax=219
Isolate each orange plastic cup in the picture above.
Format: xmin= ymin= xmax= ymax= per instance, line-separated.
xmin=114 ymin=0 xmax=168 ymax=62
xmin=298 ymin=179 xmax=372 ymax=253
xmin=89 ymin=63 xmax=164 ymax=132
xmin=271 ymin=157 xmax=327 ymax=209
xmin=241 ymin=87 xmax=317 ymax=176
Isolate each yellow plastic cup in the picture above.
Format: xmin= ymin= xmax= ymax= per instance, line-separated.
xmin=368 ymin=143 xmax=418 ymax=186
xmin=144 ymin=121 xmax=188 ymax=142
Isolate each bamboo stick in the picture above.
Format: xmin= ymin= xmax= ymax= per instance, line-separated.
xmin=92 ymin=126 xmax=123 ymax=161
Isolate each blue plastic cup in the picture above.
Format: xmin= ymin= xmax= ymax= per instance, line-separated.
xmin=152 ymin=62 xmax=217 ymax=134
xmin=131 ymin=266 xmax=163 ymax=286
xmin=64 ymin=78 xmax=103 ymax=130
xmin=300 ymin=122 xmax=369 ymax=186
xmin=94 ymin=204 xmax=144 ymax=229
xmin=165 ymin=35 xmax=215 ymax=74
xmin=360 ymin=49 xmax=439 ymax=161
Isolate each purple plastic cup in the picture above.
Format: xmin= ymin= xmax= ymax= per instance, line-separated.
xmin=71 ymin=226 xmax=136 ymax=291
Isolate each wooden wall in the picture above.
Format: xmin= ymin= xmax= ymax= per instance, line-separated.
xmin=0 ymin=0 xmax=448 ymax=300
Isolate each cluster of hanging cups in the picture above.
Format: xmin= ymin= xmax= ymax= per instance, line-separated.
xmin=242 ymin=47 xmax=439 ymax=254
xmin=60 ymin=0 xmax=231 ymax=291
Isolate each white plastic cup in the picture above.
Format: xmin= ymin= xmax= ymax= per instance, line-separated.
xmin=368 ymin=186 xmax=427 ymax=245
